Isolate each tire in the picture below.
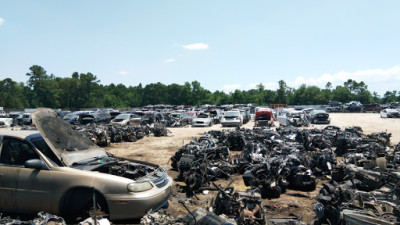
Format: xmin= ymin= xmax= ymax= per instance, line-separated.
xmin=61 ymin=189 xmax=108 ymax=223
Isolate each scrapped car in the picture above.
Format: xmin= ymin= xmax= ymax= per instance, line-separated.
xmin=63 ymin=111 xmax=89 ymax=124
xmin=127 ymin=111 xmax=145 ymax=125
xmin=380 ymin=109 xmax=400 ymax=118
xmin=141 ymin=111 xmax=165 ymax=125
xmin=240 ymin=110 xmax=250 ymax=124
xmin=309 ymin=110 xmax=330 ymax=124
xmin=363 ymin=103 xmax=383 ymax=112
xmin=277 ymin=109 xmax=310 ymax=127
xmin=21 ymin=113 xmax=32 ymax=125
xmin=78 ymin=112 xmax=111 ymax=125
xmin=0 ymin=108 xmax=172 ymax=222
xmin=166 ymin=112 xmax=189 ymax=127
xmin=221 ymin=111 xmax=242 ymax=127
xmin=191 ymin=112 xmax=213 ymax=127
xmin=208 ymin=109 xmax=223 ymax=124
xmin=254 ymin=109 xmax=274 ymax=127
xmin=109 ymin=113 xmax=139 ymax=126
xmin=185 ymin=111 xmax=198 ymax=123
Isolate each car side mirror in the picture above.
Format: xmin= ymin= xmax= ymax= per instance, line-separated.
xmin=25 ymin=159 xmax=45 ymax=170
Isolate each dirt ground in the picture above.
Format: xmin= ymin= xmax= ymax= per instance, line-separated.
xmin=106 ymin=112 xmax=400 ymax=224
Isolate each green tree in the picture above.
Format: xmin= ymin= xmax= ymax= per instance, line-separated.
xmin=26 ymin=65 xmax=60 ymax=108
xmin=332 ymin=86 xmax=352 ymax=103
xmin=276 ymin=80 xmax=288 ymax=103
xmin=0 ymin=78 xmax=26 ymax=108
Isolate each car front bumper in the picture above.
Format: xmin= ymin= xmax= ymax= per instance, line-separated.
xmin=105 ymin=176 xmax=173 ymax=221
xmin=192 ymin=122 xmax=210 ymax=127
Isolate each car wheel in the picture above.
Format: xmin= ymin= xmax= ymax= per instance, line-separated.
xmin=62 ymin=189 xmax=108 ymax=223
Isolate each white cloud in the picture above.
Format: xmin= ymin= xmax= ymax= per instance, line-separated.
xmin=289 ymin=65 xmax=400 ymax=95
xmin=288 ymin=66 xmax=397 ymax=87
xmin=222 ymin=84 xmax=241 ymax=93
xmin=0 ymin=18 xmax=4 ymax=26
xmin=164 ymin=58 xmax=175 ymax=63
xmin=119 ymin=71 xmax=129 ymax=75
xmin=182 ymin=43 xmax=209 ymax=50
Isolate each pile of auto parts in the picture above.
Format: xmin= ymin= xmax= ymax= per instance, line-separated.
xmin=171 ymin=126 xmax=393 ymax=201
xmin=210 ymin=182 xmax=265 ymax=225
xmin=170 ymin=135 xmax=233 ymax=194
xmin=140 ymin=209 xmax=177 ymax=225
xmin=311 ymin=126 xmax=399 ymax=223
xmin=0 ymin=212 xmax=66 ymax=225
xmin=153 ymin=122 xmax=170 ymax=137
xmin=314 ymin=162 xmax=400 ymax=224
xmin=72 ymin=123 xmax=152 ymax=146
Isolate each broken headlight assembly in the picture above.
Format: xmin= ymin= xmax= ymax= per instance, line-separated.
xmin=127 ymin=182 xmax=153 ymax=192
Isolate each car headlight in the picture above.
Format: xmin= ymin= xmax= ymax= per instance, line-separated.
xmin=127 ymin=182 xmax=153 ymax=192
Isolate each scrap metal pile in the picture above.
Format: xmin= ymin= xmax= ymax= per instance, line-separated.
xmin=313 ymin=143 xmax=400 ymax=224
xmin=0 ymin=212 xmax=66 ymax=225
xmin=72 ymin=122 xmax=169 ymax=146
xmin=170 ymin=125 xmax=400 ymax=224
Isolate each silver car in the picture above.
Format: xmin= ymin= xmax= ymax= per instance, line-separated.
xmin=221 ymin=111 xmax=243 ymax=127
xmin=109 ymin=113 xmax=140 ymax=126
xmin=0 ymin=108 xmax=172 ymax=222
xmin=191 ymin=113 xmax=213 ymax=127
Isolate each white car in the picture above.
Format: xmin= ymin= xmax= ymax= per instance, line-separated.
xmin=277 ymin=109 xmax=310 ymax=127
xmin=191 ymin=113 xmax=213 ymax=127
xmin=380 ymin=109 xmax=400 ymax=118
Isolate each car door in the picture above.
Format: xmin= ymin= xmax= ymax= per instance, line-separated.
xmin=0 ymin=136 xmax=18 ymax=211
xmin=0 ymin=136 xmax=53 ymax=213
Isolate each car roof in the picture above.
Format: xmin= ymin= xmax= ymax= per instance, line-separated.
xmin=0 ymin=129 xmax=39 ymax=139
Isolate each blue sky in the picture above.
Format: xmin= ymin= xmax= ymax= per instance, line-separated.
xmin=0 ymin=1 xmax=399 ymax=95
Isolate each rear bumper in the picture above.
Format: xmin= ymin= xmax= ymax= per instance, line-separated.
xmin=312 ymin=119 xmax=330 ymax=124
xmin=221 ymin=121 xmax=241 ymax=127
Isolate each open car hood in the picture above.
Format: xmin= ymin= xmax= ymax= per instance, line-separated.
xmin=31 ymin=108 xmax=107 ymax=166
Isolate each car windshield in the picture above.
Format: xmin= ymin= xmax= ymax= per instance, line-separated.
xmin=131 ymin=114 xmax=141 ymax=118
xmin=115 ymin=114 xmax=130 ymax=120
xmin=198 ymin=114 xmax=209 ymax=118
xmin=224 ymin=111 xmax=239 ymax=117
xmin=30 ymin=137 xmax=63 ymax=167
xmin=63 ymin=114 xmax=75 ymax=120
xmin=187 ymin=113 xmax=195 ymax=117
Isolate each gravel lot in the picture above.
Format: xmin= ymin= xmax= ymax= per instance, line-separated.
xmin=105 ymin=112 xmax=400 ymax=223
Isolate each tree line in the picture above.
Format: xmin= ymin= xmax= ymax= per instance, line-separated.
xmin=0 ymin=65 xmax=399 ymax=110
